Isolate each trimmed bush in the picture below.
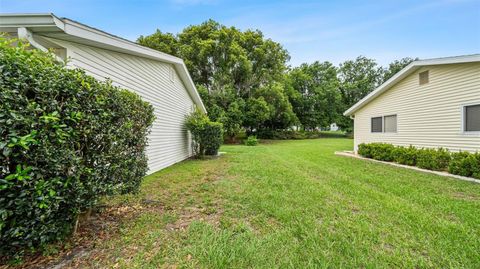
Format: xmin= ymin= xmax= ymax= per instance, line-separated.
xmin=371 ymin=143 xmax=395 ymax=162
xmin=186 ymin=109 xmax=223 ymax=156
xmin=358 ymin=143 xmax=479 ymax=179
xmin=357 ymin=143 xmax=373 ymax=158
xmin=416 ymin=148 xmax=450 ymax=171
xmin=244 ymin=135 xmax=259 ymax=146
xmin=449 ymin=152 xmax=480 ymax=178
xmin=255 ymin=129 xmax=324 ymax=140
xmin=392 ymin=145 xmax=417 ymax=166
xmin=0 ymin=39 xmax=155 ymax=255
xmin=358 ymin=143 xmax=395 ymax=161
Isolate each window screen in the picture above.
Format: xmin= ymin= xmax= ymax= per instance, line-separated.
xmin=384 ymin=115 xmax=397 ymax=132
xmin=371 ymin=117 xmax=383 ymax=133
xmin=465 ymin=104 xmax=480 ymax=132
xmin=419 ymin=70 xmax=429 ymax=85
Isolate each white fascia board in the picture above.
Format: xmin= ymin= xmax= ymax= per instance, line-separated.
xmin=61 ymin=19 xmax=183 ymax=64
xmin=0 ymin=13 xmax=64 ymax=30
xmin=343 ymin=54 xmax=480 ymax=116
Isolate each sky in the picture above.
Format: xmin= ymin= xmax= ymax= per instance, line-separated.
xmin=1 ymin=0 xmax=479 ymax=67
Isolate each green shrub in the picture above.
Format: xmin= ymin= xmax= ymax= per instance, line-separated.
xmin=186 ymin=110 xmax=223 ymax=156
xmin=255 ymin=129 xmax=323 ymax=140
xmin=358 ymin=143 xmax=395 ymax=161
xmin=0 ymin=39 xmax=155 ymax=255
xmin=357 ymin=143 xmax=372 ymax=158
xmin=449 ymin=152 xmax=480 ymax=179
xmin=416 ymin=148 xmax=450 ymax=171
xmin=244 ymin=135 xmax=259 ymax=146
xmin=358 ymin=142 xmax=480 ymax=177
xmin=393 ymin=145 xmax=417 ymax=166
xmin=203 ymin=122 xmax=224 ymax=155
xmin=372 ymin=143 xmax=395 ymax=161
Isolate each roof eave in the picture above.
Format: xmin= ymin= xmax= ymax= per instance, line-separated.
xmin=343 ymin=54 xmax=480 ymax=116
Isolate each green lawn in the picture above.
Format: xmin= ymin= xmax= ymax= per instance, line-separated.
xmin=65 ymin=139 xmax=479 ymax=268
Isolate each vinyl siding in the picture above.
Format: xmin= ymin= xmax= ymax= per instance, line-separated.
xmin=353 ymin=62 xmax=480 ymax=153
xmin=51 ymin=39 xmax=195 ymax=173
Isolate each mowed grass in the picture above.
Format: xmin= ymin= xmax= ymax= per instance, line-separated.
xmin=76 ymin=139 xmax=479 ymax=268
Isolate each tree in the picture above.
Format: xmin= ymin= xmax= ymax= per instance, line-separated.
xmin=337 ymin=56 xmax=383 ymax=131
xmin=138 ymin=20 xmax=290 ymax=97
xmin=221 ymin=100 xmax=244 ymax=142
xmin=244 ymin=97 xmax=270 ymax=132
xmin=255 ymin=83 xmax=298 ymax=130
xmin=381 ymin=57 xmax=417 ymax=83
xmin=138 ymin=30 xmax=179 ymax=56
xmin=138 ymin=20 xmax=291 ymax=138
xmin=287 ymin=61 xmax=340 ymax=130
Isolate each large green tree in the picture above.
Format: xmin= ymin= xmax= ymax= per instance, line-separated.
xmin=254 ymin=83 xmax=298 ymax=130
xmin=337 ymin=56 xmax=383 ymax=130
xmin=287 ymin=61 xmax=340 ymax=130
xmin=138 ymin=20 xmax=289 ymax=97
xmin=381 ymin=57 xmax=418 ymax=83
xmin=138 ymin=20 xmax=291 ymax=139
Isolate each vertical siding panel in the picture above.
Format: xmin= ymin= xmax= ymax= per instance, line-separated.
xmin=64 ymin=42 xmax=195 ymax=173
xmin=354 ymin=63 xmax=480 ymax=153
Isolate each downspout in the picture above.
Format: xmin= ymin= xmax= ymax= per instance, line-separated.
xmin=17 ymin=27 xmax=64 ymax=62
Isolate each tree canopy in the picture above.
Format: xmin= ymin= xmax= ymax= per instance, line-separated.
xmin=138 ymin=20 xmax=415 ymax=137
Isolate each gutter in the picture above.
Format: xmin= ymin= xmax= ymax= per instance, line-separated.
xmin=17 ymin=27 xmax=64 ymax=62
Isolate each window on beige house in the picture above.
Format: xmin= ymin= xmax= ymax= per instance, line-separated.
xmin=384 ymin=115 xmax=397 ymax=133
xmin=371 ymin=117 xmax=383 ymax=133
xmin=465 ymin=104 xmax=480 ymax=132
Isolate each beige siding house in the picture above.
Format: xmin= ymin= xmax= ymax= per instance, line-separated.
xmin=0 ymin=14 xmax=207 ymax=173
xmin=345 ymin=55 xmax=480 ymax=153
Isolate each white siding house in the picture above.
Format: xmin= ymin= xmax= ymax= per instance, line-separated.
xmin=0 ymin=13 xmax=207 ymax=173
xmin=344 ymin=55 xmax=480 ymax=153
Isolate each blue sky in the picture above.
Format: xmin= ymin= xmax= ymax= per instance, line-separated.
xmin=1 ymin=0 xmax=479 ymax=66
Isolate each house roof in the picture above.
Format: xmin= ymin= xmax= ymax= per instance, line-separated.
xmin=344 ymin=54 xmax=480 ymax=116
xmin=0 ymin=13 xmax=207 ymax=113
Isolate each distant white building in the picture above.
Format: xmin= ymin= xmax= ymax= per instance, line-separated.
xmin=329 ymin=123 xmax=339 ymax=131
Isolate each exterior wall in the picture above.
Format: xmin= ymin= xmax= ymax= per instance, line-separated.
xmin=353 ymin=62 xmax=480 ymax=153
xmin=51 ymin=39 xmax=195 ymax=173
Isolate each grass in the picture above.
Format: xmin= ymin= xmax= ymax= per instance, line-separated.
xmin=47 ymin=139 xmax=480 ymax=268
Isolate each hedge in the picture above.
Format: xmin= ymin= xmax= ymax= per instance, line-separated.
xmin=357 ymin=143 xmax=480 ymax=179
xmin=0 ymin=39 xmax=155 ymax=255
xmin=256 ymin=129 xmax=326 ymax=140
xmin=185 ymin=109 xmax=223 ymax=156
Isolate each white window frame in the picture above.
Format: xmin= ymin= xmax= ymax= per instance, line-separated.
xmin=461 ymin=103 xmax=480 ymax=135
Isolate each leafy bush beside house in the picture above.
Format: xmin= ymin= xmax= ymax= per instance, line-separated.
xmin=416 ymin=147 xmax=451 ymax=171
xmin=449 ymin=152 xmax=480 ymax=178
xmin=392 ymin=145 xmax=418 ymax=166
xmin=0 ymin=39 xmax=155 ymax=255
xmin=185 ymin=109 xmax=223 ymax=157
xmin=357 ymin=143 xmax=479 ymax=179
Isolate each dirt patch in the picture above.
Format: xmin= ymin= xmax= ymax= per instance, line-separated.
xmin=452 ymin=192 xmax=478 ymax=201
xmin=1 ymin=203 xmax=154 ymax=269
xmin=166 ymin=205 xmax=224 ymax=231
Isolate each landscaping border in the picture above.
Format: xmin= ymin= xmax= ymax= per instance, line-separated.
xmin=335 ymin=151 xmax=480 ymax=184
